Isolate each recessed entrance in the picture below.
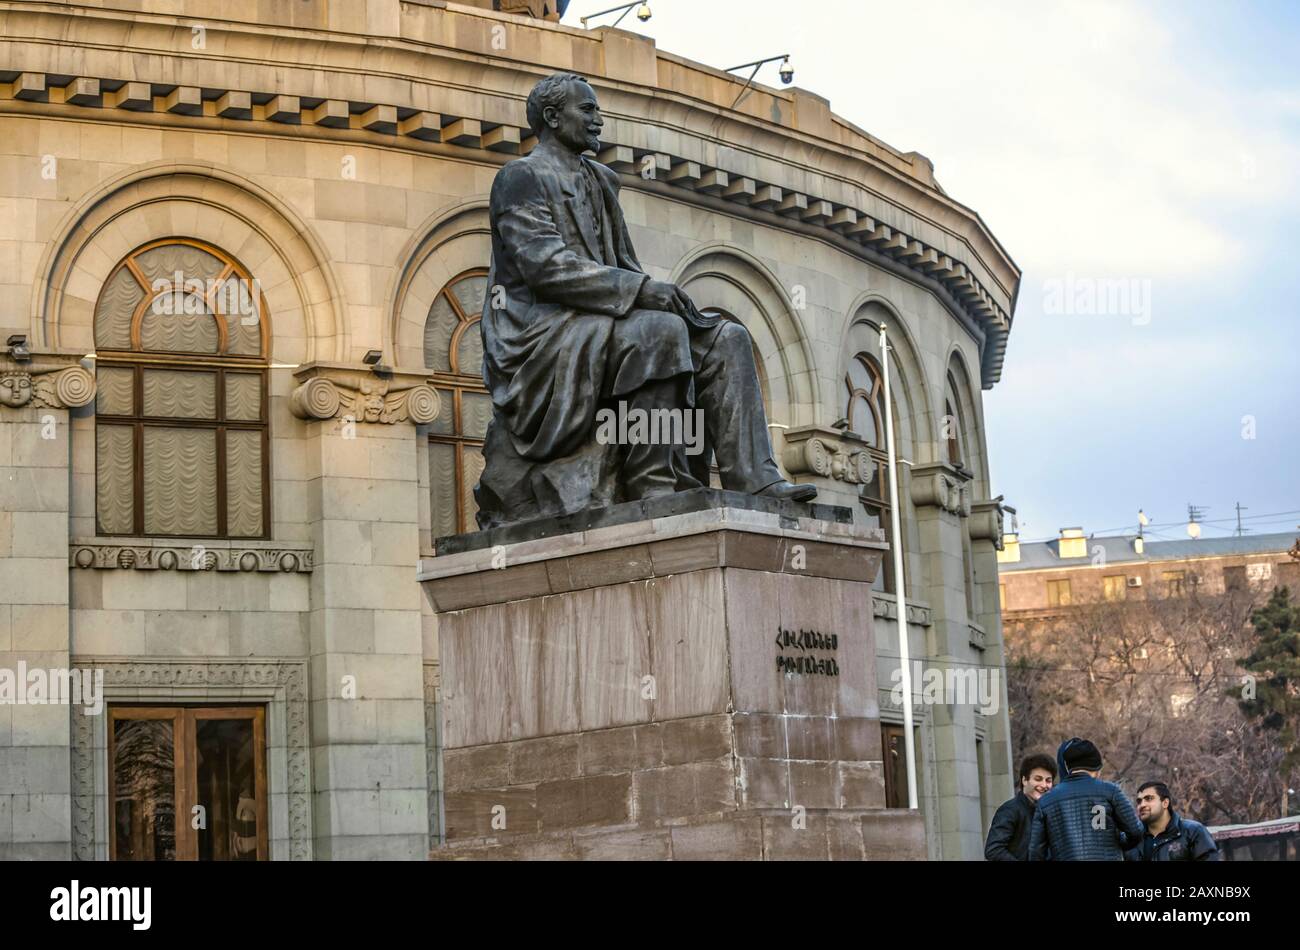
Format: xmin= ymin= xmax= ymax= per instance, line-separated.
xmin=108 ymin=705 xmax=268 ymax=861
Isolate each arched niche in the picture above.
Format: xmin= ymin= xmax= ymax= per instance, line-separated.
xmin=672 ymin=246 xmax=819 ymax=445
xmin=944 ymin=346 xmax=988 ymax=496
xmin=389 ymin=202 xmax=491 ymax=371
xmin=31 ymin=162 xmax=343 ymax=364
xmin=839 ymin=298 xmax=931 ymax=462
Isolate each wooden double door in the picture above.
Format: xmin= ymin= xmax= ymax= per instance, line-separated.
xmin=109 ymin=705 xmax=268 ymax=861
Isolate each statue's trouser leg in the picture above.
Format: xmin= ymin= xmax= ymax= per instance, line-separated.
xmin=606 ymin=309 xmax=697 ymax=501
xmin=690 ymin=320 xmax=785 ymax=493
xmin=622 ymin=375 xmax=694 ymax=500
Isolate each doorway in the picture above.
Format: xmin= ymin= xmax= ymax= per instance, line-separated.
xmin=108 ymin=705 xmax=268 ymax=861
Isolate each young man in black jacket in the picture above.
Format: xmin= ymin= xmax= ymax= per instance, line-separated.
xmin=1126 ymin=781 xmax=1218 ymax=861
xmin=985 ymin=753 xmax=1057 ymax=860
xmin=1029 ymin=738 xmax=1145 ymax=860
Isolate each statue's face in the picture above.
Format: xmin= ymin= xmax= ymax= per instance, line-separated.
xmin=545 ymin=79 xmax=602 ymax=154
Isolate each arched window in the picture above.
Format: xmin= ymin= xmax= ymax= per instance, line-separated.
xmin=944 ymin=369 xmax=978 ymax=613
xmin=844 ymin=352 xmax=902 ymax=593
xmin=943 ymin=373 xmax=967 ymax=469
xmin=424 ymin=269 xmax=490 ymax=536
xmin=93 ymin=239 xmax=270 ymax=538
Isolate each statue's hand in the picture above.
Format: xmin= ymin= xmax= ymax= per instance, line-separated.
xmin=634 ymin=278 xmax=680 ymax=313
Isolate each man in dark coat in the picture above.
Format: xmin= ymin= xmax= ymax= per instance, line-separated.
xmin=985 ymin=753 xmax=1057 ymax=861
xmin=1126 ymin=781 xmax=1218 ymax=861
xmin=1028 ymin=737 xmax=1144 ymax=861
xmin=476 ymin=72 xmax=815 ymax=527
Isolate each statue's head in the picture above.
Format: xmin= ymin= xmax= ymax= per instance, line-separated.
xmin=526 ymin=73 xmax=602 ymax=155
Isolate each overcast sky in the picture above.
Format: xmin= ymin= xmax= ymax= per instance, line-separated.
xmin=563 ymin=0 xmax=1300 ymax=544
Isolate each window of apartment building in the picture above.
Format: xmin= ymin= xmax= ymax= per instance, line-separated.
xmin=1162 ymin=570 xmax=1187 ymax=596
xmin=93 ymin=240 xmax=270 ymax=538
xmin=1103 ymin=574 xmax=1126 ymax=601
xmin=109 ymin=706 xmax=267 ymax=861
xmin=425 ymin=269 xmax=491 ymax=536
xmin=846 ymin=353 xmax=903 ymax=593
xmin=1046 ymin=578 xmax=1072 ymax=606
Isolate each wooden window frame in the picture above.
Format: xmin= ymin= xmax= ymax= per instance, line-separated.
xmin=881 ymin=722 xmax=921 ymax=810
xmin=94 ymin=239 xmax=271 ymax=540
xmin=108 ymin=705 xmax=268 ymax=862
xmin=427 ymin=268 xmax=490 ymax=535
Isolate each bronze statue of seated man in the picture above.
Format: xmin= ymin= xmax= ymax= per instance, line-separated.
xmin=473 ymin=72 xmax=816 ymax=530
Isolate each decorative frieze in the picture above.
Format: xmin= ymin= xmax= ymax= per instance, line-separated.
xmin=909 ymin=461 xmax=972 ymax=517
xmin=781 ymin=424 xmax=875 ymax=485
xmin=289 ymin=361 xmax=441 ymax=425
xmin=0 ymin=350 xmax=96 ymax=410
xmin=69 ymin=539 xmax=314 ymax=573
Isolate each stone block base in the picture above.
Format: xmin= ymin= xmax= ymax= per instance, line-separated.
xmin=420 ymin=500 xmax=917 ymax=860
xmin=429 ymin=808 xmax=925 ymax=861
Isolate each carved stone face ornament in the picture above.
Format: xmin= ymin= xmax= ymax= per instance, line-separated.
xmin=357 ymin=379 xmax=389 ymax=423
xmin=0 ymin=371 xmax=32 ymax=407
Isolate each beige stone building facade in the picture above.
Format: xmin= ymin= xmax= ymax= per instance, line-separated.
xmin=999 ymin=527 xmax=1300 ymax=624
xmin=0 ymin=0 xmax=1019 ymax=859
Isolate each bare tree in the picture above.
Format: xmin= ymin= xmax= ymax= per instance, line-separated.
xmin=1005 ymin=586 xmax=1284 ymax=825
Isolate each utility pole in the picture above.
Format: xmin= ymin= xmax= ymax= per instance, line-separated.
xmin=1234 ymin=502 xmax=1249 ymax=536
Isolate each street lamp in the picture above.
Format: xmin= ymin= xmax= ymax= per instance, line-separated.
xmin=580 ymin=2 xmax=651 ymax=28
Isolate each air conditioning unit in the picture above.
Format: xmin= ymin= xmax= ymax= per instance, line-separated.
xmin=1127 ymin=576 xmax=1143 ymax=588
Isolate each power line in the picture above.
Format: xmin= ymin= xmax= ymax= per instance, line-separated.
xmin=1015 ymin=508 xmax=1300 ymax=544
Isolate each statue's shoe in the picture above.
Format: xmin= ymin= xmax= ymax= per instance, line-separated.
xmin=756 ymin=480 xmax=817 ymax=503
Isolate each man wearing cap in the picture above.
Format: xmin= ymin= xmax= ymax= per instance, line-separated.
xmin=1027 ymin=737 xmax=1144 ymax=861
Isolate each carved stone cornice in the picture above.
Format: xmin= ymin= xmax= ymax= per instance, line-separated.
xmin=289 ymin=361 xmax=441 ymax=426
xmin=969 ymin=495 xmax=1008 ymax=550
xmin=781 ymin=424 xmax=875 ymax=485
xmin=909 ymin=461 xmax=971 ymax=516
xmin=0 ymin=349 xmax=95 ymax=411
xmin=69 ymin=538 xmax=314 ymax=573
xmin=4 ymin=33 xmax=1015 ymax=386
xmin=871 ymin=594 xmax=933 ymax=628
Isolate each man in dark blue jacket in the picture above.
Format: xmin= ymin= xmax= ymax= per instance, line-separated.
xmin=985 ymin=753 xmax=1057 ymax=860
xmin=1126 ymin=781 xmax=1218 ymax=861
xmin=1028 ymin=737 xmax=1144 ymax=861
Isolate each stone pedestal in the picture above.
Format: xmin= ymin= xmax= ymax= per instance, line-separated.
xmin=419 ymin=491 xmax=925 ymax=860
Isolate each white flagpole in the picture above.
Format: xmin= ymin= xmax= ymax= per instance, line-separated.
xmin=880 ymin=324 xmax=918 ymax=810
